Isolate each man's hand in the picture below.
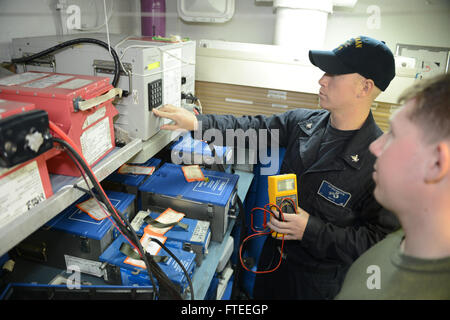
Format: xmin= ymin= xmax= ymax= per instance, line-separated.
xmin=267 ymin=207 xmax=310 ymax=240
xmin=152 ymin=104 xmax=199 ymax=131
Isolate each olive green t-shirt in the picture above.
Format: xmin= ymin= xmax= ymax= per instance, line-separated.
xmin=335 ymin=229 xmax=450 ymax=300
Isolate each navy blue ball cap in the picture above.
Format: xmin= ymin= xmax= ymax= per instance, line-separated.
xmin=309 ymin=36 xmax=396 ymax=91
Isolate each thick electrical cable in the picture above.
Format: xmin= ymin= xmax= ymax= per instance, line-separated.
xmin=11 ymin=38 xmax=121 ymax=87
xmin=50 ymin=124 xmax=183 ymax=300
xmin=53 ymin=137 xmax=159 ymax=297
xmin=65 ymin=146 xmax=137 ymax=254
xmin=150 ymin=237 xmax=195 ymax=300
xmin=54 ymin=137 xmax=186 ymax=300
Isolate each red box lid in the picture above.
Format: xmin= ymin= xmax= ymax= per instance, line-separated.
xmin=0 ymin=98 xmax=36 ymax=119
xmin=0 ymin=71 xmax=112 ymax=101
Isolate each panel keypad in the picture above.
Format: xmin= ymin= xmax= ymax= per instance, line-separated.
xmin=148 ymin=79 xmax=162 ymax=111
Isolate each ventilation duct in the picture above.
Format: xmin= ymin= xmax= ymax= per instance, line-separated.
xmin=273 ymin=0 xmax=358 ymax=50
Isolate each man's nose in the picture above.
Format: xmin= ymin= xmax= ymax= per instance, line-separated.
xmin=369 ymin=134 xmax=385 ymax=157
xmin=319 ymin=73 xmax=330 ymax=86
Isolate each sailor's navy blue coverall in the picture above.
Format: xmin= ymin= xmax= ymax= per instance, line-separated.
xmin=196 ymin=108 xmax=400 ymax=299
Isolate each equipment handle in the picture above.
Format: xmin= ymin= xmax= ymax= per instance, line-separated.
xmin=75 ymin=87 xmax=122 ymax=112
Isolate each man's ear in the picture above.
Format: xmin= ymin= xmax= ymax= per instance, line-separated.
xmin=425 ymin=141 xmax=450 ymax=183
xmin=358 ymin=78 xmax=375 ymax=98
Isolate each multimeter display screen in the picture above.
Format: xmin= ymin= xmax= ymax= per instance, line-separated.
xmin=277 ymin=179 xmax=295 ymax=192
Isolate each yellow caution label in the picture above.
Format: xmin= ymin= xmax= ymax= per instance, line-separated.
xmin=146 ymin=61 xmax=160 ymax=71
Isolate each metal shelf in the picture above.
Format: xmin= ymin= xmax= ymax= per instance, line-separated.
xmin=0 ymin=137 xmax=255 ymax=300
xmin=129 ymin=129 xmax=182 ymax=164
xmin=0 ymin=138 xmax=143 ymax=257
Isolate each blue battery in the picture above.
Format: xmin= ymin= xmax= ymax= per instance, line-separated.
xmin=99 ymin=235 xmax=196 ymax=295
xmin=139 ymin=162 xmax=239 ymax=242
xmin=170 ymin=133 xmax=232 ymax=166
xmin=131 ymin=210 xmax=211 ymax=265
xmin=102 ymin=157 xmax=161 ymax=214
xmin=21 ymin=191 xmax=135 ymax=274
xmin=46 ymin=191 xmax=135 ymax=239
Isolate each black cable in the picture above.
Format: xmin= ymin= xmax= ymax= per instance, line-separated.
xmin=66 ymin=149 xmax=169 ymax=298
xmin=64 ymin=148 xmax=92 ymax=192
xmin=54 ymin=138 xmax=159 ymax=298
xmin=65 ymin=140 xmax=180 ymax=300
xmin=54 ymin=138 xmax=184 ymax=300
xmin=11 ymin=38 xmax=121 ymax=88
xmin=181 ymin=92 xmax=198 ymax=104
xmin=150 ymin=237 xmax=195 ymax=300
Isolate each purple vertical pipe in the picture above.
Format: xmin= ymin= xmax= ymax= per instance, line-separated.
xmin=141 ymin=0 xmax=166 ymax=37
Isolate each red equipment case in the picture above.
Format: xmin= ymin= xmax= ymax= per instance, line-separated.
xmin=0 ymin=72 xmax=120 ymax=176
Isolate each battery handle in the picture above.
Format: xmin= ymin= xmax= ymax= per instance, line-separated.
xmin=74 ymin=87 xmax=122 ymax=112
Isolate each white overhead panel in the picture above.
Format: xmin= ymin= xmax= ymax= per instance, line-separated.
xmin=273 ymin=0 xmax=332 ymax=52
xmin=332 ymin=0 xmax=358 ymax=7
xmin=177 ymin=0 xmax=235 ymax=23
xmin=273 ymin=0 xmax=358 ymax=50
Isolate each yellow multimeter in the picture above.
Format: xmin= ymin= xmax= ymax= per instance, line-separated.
xmin=268 ymin=174 xmax=298 ymax=238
